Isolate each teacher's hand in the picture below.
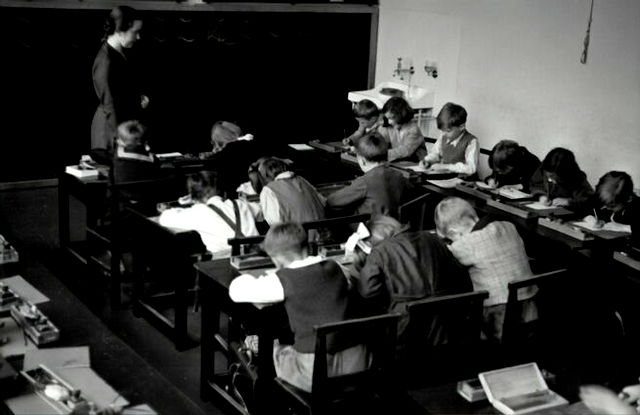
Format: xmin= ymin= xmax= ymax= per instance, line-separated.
xmin=141 ymin=95 xmax=150 ymax=109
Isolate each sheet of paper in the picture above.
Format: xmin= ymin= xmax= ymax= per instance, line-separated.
xmin=1 ymin=275 xmax=49 ymax=304
xmin=5 ymin=391 xmax=65 ymax=415
xmin=123 ymin=404 xmax=159 ymax=414
xmin=427 ymin=178 xmax=463 ymax=189
xmin=524 ymin=201 xmax=558 ymax=211
xmin=56 ymin=366 xmax=129 ymax=408
xmin=155 ymin=152 xmax=182 ymax=159
xmin=288 ymin=144 xmax=314 ymax=151
xmin=0 ymin=316 xmax=38 ymax=357
xmin=497 ymin=188 xmax=532 ymax=200
xmin=404 ymin=165 xmax=428 ymax=173
xmin=23 ymin=346 xmax=91 ymax=371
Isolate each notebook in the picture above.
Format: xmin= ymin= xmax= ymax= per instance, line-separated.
xmin=479 ymin=362 xmax=568 ymax=415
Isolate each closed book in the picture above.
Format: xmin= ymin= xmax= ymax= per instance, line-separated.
xmin=65 ymin=165 xmax=99 ymax=178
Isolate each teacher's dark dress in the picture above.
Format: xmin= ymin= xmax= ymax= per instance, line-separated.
xmin=91 ymin=43 xmax=142 ymax=152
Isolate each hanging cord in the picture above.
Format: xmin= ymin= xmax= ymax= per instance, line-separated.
xmin=580 ymin=0 xmax=594 ymax=64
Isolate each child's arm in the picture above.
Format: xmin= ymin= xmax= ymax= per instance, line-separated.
xmin=229 ymin=272 xmax=285 ymax=303
xmin=434 ymin=138 xmax=479 ymax=175
xmin=343 ymin=125 xmax=366 ymax=146
xmin=325 ymin=178 xmax=367 ymax=209
xmin=387 ymin=123 xmax=425 ymax=162
xmin=422 ymin=136 xmax=443 ymax=166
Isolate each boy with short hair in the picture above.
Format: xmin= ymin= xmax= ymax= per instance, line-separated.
xmin=422 ymin=102 xmax=479 ymax=178
xmin=434 ymin=197 xmax=536 ymax=341
xmin=326 ymin=132 xmax=414 ymax=219
xmin=229 ymin=223 xmax=366 ymax=392
xmin=112 ymin=120 xmax=162 ymax=184
xmin=257 ymin=157 xmax=326 ymax=225
xmin=343 ymin=99 xmax=383 ymax=147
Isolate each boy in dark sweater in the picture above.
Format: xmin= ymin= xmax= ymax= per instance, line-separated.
xmin=229 ymin=223 xmax=366 ymax=392
xmin=326 ymin=132 xmax=414 ymax=220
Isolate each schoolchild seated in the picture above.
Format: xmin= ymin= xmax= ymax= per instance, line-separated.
xmin=159 ymin=170 xmax=260 ymax=258
xmin=485 ymin=140 xmax=541 ymax=191
xmin=229 ymin=223 xmax=367 ymax=392
xmin=434 ymin=197 xmax=537 ymax=342
xmin=529 ymin=147 xmax=594 ymax=214
xmin=377 ymin=97 xmax=427 ymax=162
xmin=347 ymin=215 xmax=472 ymax=334
xmin=112 ymin=120 xmax=163 ymax=184
xmin=326 ymin=132 xmax=415 ymax=220
xmin=255 ymin=157 xmax=325 ymax=226
xmin=342 ymin=99 xmax=384 ymax=147
xmin=421 ymin=102 xmax=479 ymax=178
xmin=582 ymin=171 xmax=639 ymax=235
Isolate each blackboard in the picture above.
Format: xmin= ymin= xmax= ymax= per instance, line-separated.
xmin=0 ymin=5 xmax=374 ymax=181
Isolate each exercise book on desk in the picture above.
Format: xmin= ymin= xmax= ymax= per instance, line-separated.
xmin=479 ymin=362 xmax=568 ymax=415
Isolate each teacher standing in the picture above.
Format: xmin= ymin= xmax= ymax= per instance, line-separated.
xmin=91 ymin=6 xmax=148 ymax=154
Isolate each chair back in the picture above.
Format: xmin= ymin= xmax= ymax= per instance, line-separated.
xmin=401 ymin=290 xmax=489 ymax=386
xmin=403 ymin=290 xmax=489 ymax=348
xmin=310 ymin=313 xmax=401 ymax=405
xmin=398 ymin=191 xmax=437 ymax=231
xmin=502 ymin=268 xmax=568 ymax=345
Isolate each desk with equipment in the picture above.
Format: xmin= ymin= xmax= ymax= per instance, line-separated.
xmin=0 ymin=238 xmax=206 ymax=415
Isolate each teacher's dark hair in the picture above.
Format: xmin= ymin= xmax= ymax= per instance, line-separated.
xmin=103 ymin=6 xmax=139 ymax=39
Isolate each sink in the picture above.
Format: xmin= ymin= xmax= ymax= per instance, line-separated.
xmin=347 ymin=81 xmax=434 ymax=110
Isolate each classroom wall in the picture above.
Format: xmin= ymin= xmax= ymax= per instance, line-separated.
xmin=376 ymin=0 xmax=640 ymax=186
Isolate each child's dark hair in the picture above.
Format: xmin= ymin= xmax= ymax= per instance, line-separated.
xmin=264 ymin=223 xmax=308 ymax=260
xmin=355 ymin=132 xmax=388 ymax=163
xmin=542 ymin=147 xmax=584 ymax=183
xmin=353 ymin=99 xmax=380 ymax=119
xmin=187 ymin=170 xmax=221 ymax=202
xmin=382 ymin=97 xmax=414 ymax=125
xmin=489 ymin=140 xmax=522 ymax=171
xmin=103 ymin=6 xmax=139 ymax=39
xmin=436 ymin=102 xmax=467 ymax=130
xmin=596 ymin=171 xmax=634 ymax=207
xmin=258 ymin=157 xmax=290 ymax=182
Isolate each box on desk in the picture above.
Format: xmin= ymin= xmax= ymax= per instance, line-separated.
xmin=65 ymin=165 xmax=100 ymax=179
xmin=230 ymin=253 xmax=275 ymax=271
xmin=538 ymin=218 xmax=593 ymax=241
xmin=0 ymin=235 xmax=19 ymax=265
xmin=479 ymin=363 xmax=568 ymax=415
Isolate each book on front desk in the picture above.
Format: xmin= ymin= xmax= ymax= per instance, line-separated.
xmin=65 ymin=165 xmax=99 ymax=179
xmin=479 ymin=362 xmax=568 ymax=415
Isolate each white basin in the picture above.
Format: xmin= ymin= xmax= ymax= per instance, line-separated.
xmin=347 ymin=81 xmax=435 ymax=110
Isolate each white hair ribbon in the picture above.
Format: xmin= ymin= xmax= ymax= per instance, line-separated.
xmin=345 ymin=223 xmax=372 ymax=255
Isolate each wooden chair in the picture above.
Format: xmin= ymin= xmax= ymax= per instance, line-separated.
xmin=227 ymin=213 xmax=371 ymax=257
xmin=398 ymin=190 xmax=438 ymax=231
xmin=125 ymin=204 xmax=209 ymax=350
xmin=86 ymin=176 xmax=183 ymax=310
xmin=400 ymin=290 xmax=489 ymax=386
xmin=502 ymin=268 xmax=569 ymax=346
xmin=274 ymin=313 xmax=404 ymax=415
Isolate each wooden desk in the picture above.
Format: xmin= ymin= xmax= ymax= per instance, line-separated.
xmin=126 ymin=208 xmax=207 ymax=350
xmin=195 ymin=259 xmax=284 ymax=415
xmin=58 ymin=171 xmax=109 ymax=265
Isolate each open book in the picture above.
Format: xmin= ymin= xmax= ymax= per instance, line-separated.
xmin=479 ymin=363 xmax=568 ymax=415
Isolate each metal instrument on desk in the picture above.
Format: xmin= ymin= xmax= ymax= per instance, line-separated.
xmin=10 ymin=301 xmax=60 ymax=345
xmin=538 ymin=217 xmax=593 ymax=241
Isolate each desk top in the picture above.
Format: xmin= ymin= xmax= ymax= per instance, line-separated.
xmin=195 ymin=258 xmax=238 ymax=289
